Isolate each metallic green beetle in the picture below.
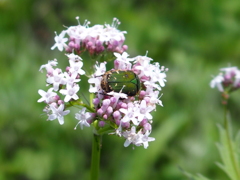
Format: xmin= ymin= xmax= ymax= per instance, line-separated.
xmin=101 ymin=70 xmax=140 ymax=96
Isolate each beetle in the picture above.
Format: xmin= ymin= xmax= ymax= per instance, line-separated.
xmin=101 ymin=70 xmax=140 ymax=96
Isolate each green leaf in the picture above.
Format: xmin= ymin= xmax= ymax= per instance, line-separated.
xmin=180 ymin=168 xmax=211 ymax=180
xmin=216 ymin=123 xmax=240 ymax=180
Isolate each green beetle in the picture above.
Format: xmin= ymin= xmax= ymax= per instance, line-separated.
xmin=101 ymin=70 xmax=140 ymax=96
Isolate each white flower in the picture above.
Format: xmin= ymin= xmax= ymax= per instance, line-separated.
xmin=94 ymin=62 xmax=106 ymax=76
xmin=123 ymin=127 xmax=155 ymax=149
xmin=135 ymin=100 xmax=153 ymax=122
xmin=64 ymin=72 xmax=80 ymax=86
xmin=88 ymin=24 xmax=106 ymax=42
xmin=139 ymin=62 xmax=166 ymax=90
xmin=144 ymin=79 xmax=161 ymax=91
xmin=51 ymin=31 xmax=68 ymax=51
xmin=37 ymin=88 xmax=57 ymax=104
xmin=66 ymin=53 xmax=82 ymax=62
xmin=48 ymin=104 xmax=70 ymax=125
xmin=134 ymin=55 xmax=152 ymax=65
xmin=74 ymin=108 xmax=91 ymax=129
xmin=134 ymin=56 xmax=153 ymax=77
xmin=220 ymin=66 xmax=238 ymax=75
xmin=114 ymin=52 xmax=129 ymax=61
xmin=104 ymin=18 xmax=127 ymax=41
xmin=67 ymin=24 xmax=89 ymax=40
xmin=88 ymin=76 xmax=102 ymax=93
xmin=46 ymin=69 xmax=66 ymax=91
xmin=120 ymin=106 xmax=138 ymax=125
xmin=122 ymin=126 xmax=141 ymax=147
xmin=148 ymin=90 xmax=163 ymax=107
xmin=69 ymin=60 xmax=85 ymax=75
xmin=114 ymin=52 xmax=133 ymax=70
xmin=39 ymin=59 xmax=58 ymax=73
xmin=137 ymin=131 xmax=155 ymax=149
xmin=151 ymin=63 xmax=167 ymax=88
xmin=104 ymin=30 xmax=122 ymax=42
xmin=144 ymin=88 xmax=163 ymax=108
xmin=59 ymin=84 xmax=80 ymax=102
xmin=210 ymin=74 xmax=224 ymax=92
xmin=234 ymin=70 xmax=240 ymax=87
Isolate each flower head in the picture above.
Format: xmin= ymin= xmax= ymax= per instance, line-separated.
xmin=59 ymin=84 xmax=80 ymax=102
xmin=51 ymin=31 xmax=68 ymax=51
xmin=38 ymin=17 xmax=168 ymax=149
xmin=75 ymin=108 xmax=92 ymax=129
xmin=48 ymin=104 xmax=70 ymax=125
xmin=210 ymin=66 xmax=240 ymax=92
xmin=37 ymin=88 xmax=57 ymax=104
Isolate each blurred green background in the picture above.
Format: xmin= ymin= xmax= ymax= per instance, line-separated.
xmin=1 ymin=0 xmax=240 ymax=179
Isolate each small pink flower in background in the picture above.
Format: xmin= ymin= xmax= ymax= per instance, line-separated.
xmin=210 ymin=66 xmax=240 ymax=92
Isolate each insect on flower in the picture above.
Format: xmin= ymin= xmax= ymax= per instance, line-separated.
xmin=101 ymin=70 xmax=140 ymax=96
xmin=38 ymin=17 xmax=168 ymax=148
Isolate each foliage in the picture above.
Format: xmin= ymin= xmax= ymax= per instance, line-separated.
xmin=216 ymin=123 xmax=240 ymax=180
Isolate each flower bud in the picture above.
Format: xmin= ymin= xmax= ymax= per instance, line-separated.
xmin=113 ymin=110 xmax=121 ymax=121
xmin=99 ymin=121 xmax=105 ymax=127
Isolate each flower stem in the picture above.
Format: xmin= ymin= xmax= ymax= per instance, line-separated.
xmin=223 ymin=105 xmax=240 ymax=180
xmin=90 ymin=133 xmax=102 ymax=180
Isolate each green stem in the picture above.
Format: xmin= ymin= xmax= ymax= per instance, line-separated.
xmin=89 ymin=91 xmax=102 ymax=180
xmin=223 ymin=105 xmax=240 ymax=180
xmin=90 ymin=133 xmax=102 ymax=180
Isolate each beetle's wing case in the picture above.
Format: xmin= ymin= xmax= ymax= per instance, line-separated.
xmin=107 ymin=70 xmax=135 ymax=83
xmin=101 ymin=70 xmax=140 ymax=96
xmin=108 ymin=70 xmax=140 ymax=96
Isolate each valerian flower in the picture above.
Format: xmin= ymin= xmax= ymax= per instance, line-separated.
xmin=38 ymin=17 xmax=168 ymax=148
xmin=210 ymin=66 xmax=240 ymax=92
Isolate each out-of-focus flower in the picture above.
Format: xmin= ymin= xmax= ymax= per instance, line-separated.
xmin=210 ymin=66 xmax=240 ymax=92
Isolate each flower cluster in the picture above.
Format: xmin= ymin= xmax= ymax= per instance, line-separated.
xmin=88 ymin=52 xmax=167 ymax=148
xmin=210 ymin=66 xmax=240 ymax=92
xmin=38 ymin=17 xmax=168 ymax=149
xmin=51 ymin=17 xmax=127 ymax=55
xmin=38 ymin=54 xmax=85 ymax=125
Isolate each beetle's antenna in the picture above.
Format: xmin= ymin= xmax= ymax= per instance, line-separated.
xmin=120 ymin=85 xmax=126 ymax=93
xmin=145 ymin=51 xmax=148 ymax=56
